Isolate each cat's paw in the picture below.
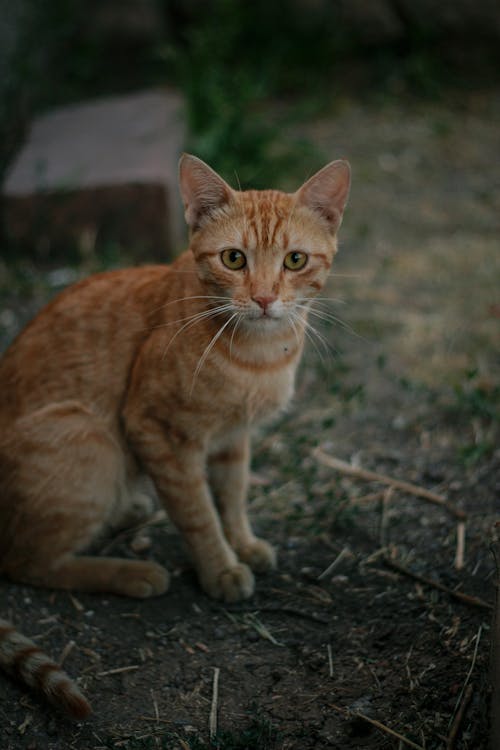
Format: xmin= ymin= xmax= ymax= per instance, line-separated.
xmin=237 ymin=539 xmax=277 ymax=573
xmin=202 ymin=563 xmax=255 ymax=602
xmin=117 ymin=561 xmax=170 ymax=598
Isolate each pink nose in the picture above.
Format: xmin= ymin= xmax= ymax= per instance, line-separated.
xmin=253 ymin=295 xmax=276 ymax=312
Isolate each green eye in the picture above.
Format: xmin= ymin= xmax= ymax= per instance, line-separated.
xmin=221 ymin=249 xmax=247 ymax=270
xmin=284 ymin=251 xmax=307 ymax=271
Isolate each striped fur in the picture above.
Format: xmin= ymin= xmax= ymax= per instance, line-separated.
xmin=0 ymin=619 xmax=91 ymax=718
xmin=0 ymin=154 xmax=350 ymax=715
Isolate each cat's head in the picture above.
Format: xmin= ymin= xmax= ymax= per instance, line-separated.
xmin=178 ymin=154 xmax=350 ymax=330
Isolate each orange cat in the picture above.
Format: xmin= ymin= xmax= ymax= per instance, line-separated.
xmin=0 ymin=154 xmax=350 ymax=716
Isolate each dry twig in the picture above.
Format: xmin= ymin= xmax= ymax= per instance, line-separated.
xmin=98 ymin=665 xmax=139 ymax=677
xmin=150 ymin=689 xmax=159 ymax=722
xmin=313 ymin=448 xmax=467 ymax=521
xmin=327 ymin=644 xmax=333 ymax=678
xmin=383 ymin=557 xmax=492 ymax=611
xmin=317 ymin=547 xmax=351 ymax=580
xmin=455 ymin=521 xmax=466 ymax=571
xmin=58 ymin=640 xmax=76 ymax=666
xmin=446 ymin=683 xmax=473 ymax=750
xmin=209 ymin=667 xmax=220 ymax=740
xmin=447 ymin=625 xmax=482 ymax=742
xmin=329 ymin=703 xmax=424 ymax=749
xmin=379 ymin=486 xmax=394 ymax=548
xmin=489 ymin=528 xmax=500 ymax=750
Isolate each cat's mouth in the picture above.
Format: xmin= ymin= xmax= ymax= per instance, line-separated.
xmin=244 ymin=308 xmax=283 ymax=322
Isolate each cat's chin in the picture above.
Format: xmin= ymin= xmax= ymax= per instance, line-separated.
xmin=240 ymin=315 xmax=288 ymax=334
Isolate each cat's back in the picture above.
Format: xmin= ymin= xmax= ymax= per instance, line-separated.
xmin=0 ymin=262 xmax=180 ymax=419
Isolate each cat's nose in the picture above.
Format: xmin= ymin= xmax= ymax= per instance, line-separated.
xmin=252 ymin=295 xmax=277 ymax=313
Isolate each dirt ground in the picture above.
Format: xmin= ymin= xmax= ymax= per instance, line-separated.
xmin=0 ymin=89 xmax=499 ymax=749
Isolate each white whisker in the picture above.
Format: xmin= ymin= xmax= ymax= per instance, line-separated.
xmin=289 ymin=309 xmax=335 ymax=364
xmin=229 ymin=313 xmax=244 ymax=360
xmin=149 ymin=295 xmax=230 ymax=315
xmin=152 ymin=303 xmax=234 ymax=330
xmin=287 ymin=313 xmax=302 ymax=349
xmin=161 ymin=305 xmax=234 ymax=361
xmin=190 ymin=313 xmax=239 ymax=393
xmin=295 ymin=303 xmax=362 ymax=340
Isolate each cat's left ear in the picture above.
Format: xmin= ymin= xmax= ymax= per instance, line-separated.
xmin=296 ymin=160 xmax=351 ymax=233
xmin=179 ymin=154 xmax=233 ymax=231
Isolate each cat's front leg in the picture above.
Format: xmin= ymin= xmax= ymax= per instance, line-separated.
xmin=208 ymin=432 xmax=277 ymax=573
xmin=125 ymin=415 xmax=254 ymax=602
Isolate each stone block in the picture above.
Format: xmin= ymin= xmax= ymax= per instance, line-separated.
xmin=2 ymin=88 xmax=186 ymax=260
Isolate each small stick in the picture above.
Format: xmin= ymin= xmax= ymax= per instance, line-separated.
xmin=379 ymin=486 xmax=394 ymax=548
xmin=329 ymin=703 xmax=424 ymax=750
xmin=209 ymin=667 xmax=220 ymax=740
xmin=384 ymin=558 xmax=492 ymax=611
xmin=98 ymin=665 xmax=140 ymax=676
xmin=447 ymin=683 xmax=473 ymax=749
xmin=327 ymin=644 xmax=333 ymax=678
xmin=244 ymin=613 xmax=283 ymax=646
xmin=318 ymin=547 xmax=351 ymax=580
xmin=69 ymin=593 xmax=84 ymax=612
xmin=448 ymin=626 xmax=482 ymax=735
xmin=455 ymin=522 xmax=466 ymax=571
xmin=59 ymin=640 xmax=76 ymax=666
xmin=313 ymin=448 xmax=467 ymax=521
xmin=489 ymin=530 xmax=500 ymax=750
xmin=18 ymin=713 xmax=33 ymax=735
xmin=258 ymin=605 xmax=331 ymax=625
xmin=150 ymin=689 xmax=159 ymax=722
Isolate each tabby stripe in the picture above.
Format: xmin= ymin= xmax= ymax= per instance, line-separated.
xmin=12 ymin=645 xmax=44 ymax=677
xmin=312 ymin=254 xmax=330 ymax=269
xmin=33 ymin=662 xmax=62 ymax=688
xmin=176 ymin=520 xmax=212 ymax=535
xmin=196 ymin=251 xmax=219 ymax=262
xmin=270 ymin=215 xmax=284 ymax=247
xmin=210 ymin=450 xmax=245 ymax=463
xmin=164 ymin=475 xmax=205 ymax=491
xmin=259 ymin=211 xmax=271 ymax=246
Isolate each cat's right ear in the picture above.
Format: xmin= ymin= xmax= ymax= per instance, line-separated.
xmin=178 ymin=154 xmax=233 ymax=231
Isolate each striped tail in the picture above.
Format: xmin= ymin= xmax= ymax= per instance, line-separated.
xmin=0 ymin=618 xmax=91 ymax=719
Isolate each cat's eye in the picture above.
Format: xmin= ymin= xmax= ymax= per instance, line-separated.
xmin=221 ymin=249 xmax=247 ymax=270
xmin=284 ymin=251 xmax=308 ymax=271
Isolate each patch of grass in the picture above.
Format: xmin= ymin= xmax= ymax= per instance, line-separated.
xmin=446 ymin=369 xmax=499 ymax=466
xmin=451 ymin=369 xmax=500 ymax=423
xmin=161 ymin=0 xmax=327 ymax=188
xmin=459 ymin=440 xmax=496 ymax=467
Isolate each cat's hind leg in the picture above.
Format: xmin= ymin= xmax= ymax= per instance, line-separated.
xmin=0 ymin=401 xmax=168 ymax=598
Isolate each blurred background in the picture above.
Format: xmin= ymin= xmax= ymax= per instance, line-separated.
xmin=1 ymin=0 xmax=499 ymax=247
xmin=2 ymin=0 xmax=500 ymax=183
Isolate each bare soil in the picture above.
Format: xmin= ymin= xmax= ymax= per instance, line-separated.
xmin=0 ymin=90 xmax=499 ymax=749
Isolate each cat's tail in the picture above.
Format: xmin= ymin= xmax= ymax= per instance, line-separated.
xmin=0 ymin=618 xmax=91 ymax=719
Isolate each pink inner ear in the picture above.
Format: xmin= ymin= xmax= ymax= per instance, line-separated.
xmin=179 ymin=154 xmax=232 ymax=230
xmin=297 ymin=160 xmax=351 ymax=231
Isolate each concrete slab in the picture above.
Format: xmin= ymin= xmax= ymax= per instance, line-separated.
xmin=3 ymin=88 xmax=186 ymax=259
